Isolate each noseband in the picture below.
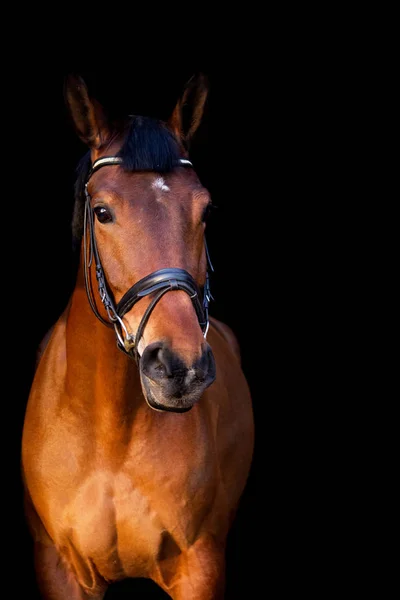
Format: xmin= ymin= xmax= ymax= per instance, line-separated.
xmin=83 ymin=156 xmax=213 ymax=364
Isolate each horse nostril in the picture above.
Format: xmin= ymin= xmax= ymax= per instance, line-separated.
xmin=201 ymin=346 xmax=216 ymax=386
xmin=141 ymin=342 xmax=173 ymax=381
xmin=141 ymin=342 xmax=216 ymax=390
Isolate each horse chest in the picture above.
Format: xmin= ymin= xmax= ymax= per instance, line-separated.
xmin=54 ymin=466 xmax=217 ymax=580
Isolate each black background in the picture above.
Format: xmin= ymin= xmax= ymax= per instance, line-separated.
xmin=7 ymin=52 xmax=274 ymax=598
xmin=2 ymin=30 xmax=345 ymax=597
xmin=1 ymin=15 xmax=371 ymax=599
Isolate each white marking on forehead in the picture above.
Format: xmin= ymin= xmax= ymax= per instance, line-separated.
xmin=152 ymin=177 xmax=170 ymax=192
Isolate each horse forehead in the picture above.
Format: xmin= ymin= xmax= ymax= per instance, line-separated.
xmin=149 ymin=172 xmax=206 ymax=200
xmin=142 ymin=171 xmax=201 ymax=195
xmin=96 ymin=170 xmax=201 ymax=200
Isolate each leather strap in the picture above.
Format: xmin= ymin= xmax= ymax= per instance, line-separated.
xmin=117 ymin=268 xmax=205 ymax=323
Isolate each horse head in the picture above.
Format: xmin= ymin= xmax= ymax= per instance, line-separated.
xmin=64 ymin=74 xmax=216 ymax=413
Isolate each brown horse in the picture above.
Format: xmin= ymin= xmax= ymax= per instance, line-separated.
xmin=22 ymin=74 xmax=254 ymax=599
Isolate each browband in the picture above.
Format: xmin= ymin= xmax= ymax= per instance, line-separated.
xmin=87 ymin=156 xmax=193 ymax=181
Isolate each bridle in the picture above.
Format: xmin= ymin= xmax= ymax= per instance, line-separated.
xmin=83 ymin=156 xmax=213 ymax=364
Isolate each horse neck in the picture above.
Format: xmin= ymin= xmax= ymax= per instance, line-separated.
xmin=66 ymin=261 xmax=141 ymax=418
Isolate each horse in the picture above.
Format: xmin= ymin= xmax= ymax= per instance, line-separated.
xmin=21 ymin=73 xmax=254 ymax=599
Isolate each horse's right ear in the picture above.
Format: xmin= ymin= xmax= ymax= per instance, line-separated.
xmin=64 ymin=74 xmax=111 ymax=149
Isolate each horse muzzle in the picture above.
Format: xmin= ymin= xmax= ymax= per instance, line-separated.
xmin=139 ymin=341 xmax=216 ymax=412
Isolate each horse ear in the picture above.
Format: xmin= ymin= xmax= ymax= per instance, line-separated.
xmin=168 ymin=73 xmax=209 ymax=148
xmin=64 ymin=74 xmax=111 ymax=149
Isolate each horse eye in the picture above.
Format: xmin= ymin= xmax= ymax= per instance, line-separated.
xmin=202 ymin=203 xmax=214 ymax=222
xmin=94 ymin=206 xmax=113 ymax=224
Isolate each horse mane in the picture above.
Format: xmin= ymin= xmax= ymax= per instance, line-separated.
xmin=72 ymin=116 xmax=181 ymax=251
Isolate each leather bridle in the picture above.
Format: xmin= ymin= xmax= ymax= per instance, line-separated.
xmin=83 ymin=156 xmax=213 ymax=364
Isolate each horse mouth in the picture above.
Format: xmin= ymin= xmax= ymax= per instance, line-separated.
xmin=140 ymin=373 xmax=206 ymax=413
xmin=145 ymin=388 xmax=192 ymax=413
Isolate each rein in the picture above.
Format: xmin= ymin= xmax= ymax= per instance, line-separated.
xmin=83 ymin=156 xmax=213 ymax=364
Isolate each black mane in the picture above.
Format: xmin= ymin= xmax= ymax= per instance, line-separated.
xmin=72 ymin=116 xmax=181 ymax=250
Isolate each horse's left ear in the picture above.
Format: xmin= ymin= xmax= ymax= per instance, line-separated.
xmin=168 ymin=73 xmax=209 ymax=149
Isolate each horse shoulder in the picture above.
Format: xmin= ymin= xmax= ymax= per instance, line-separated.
xmin=35 ymin=324 xmax=57 ymax=371
xmin=23 ymin=310 xmax=69 ymax=443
